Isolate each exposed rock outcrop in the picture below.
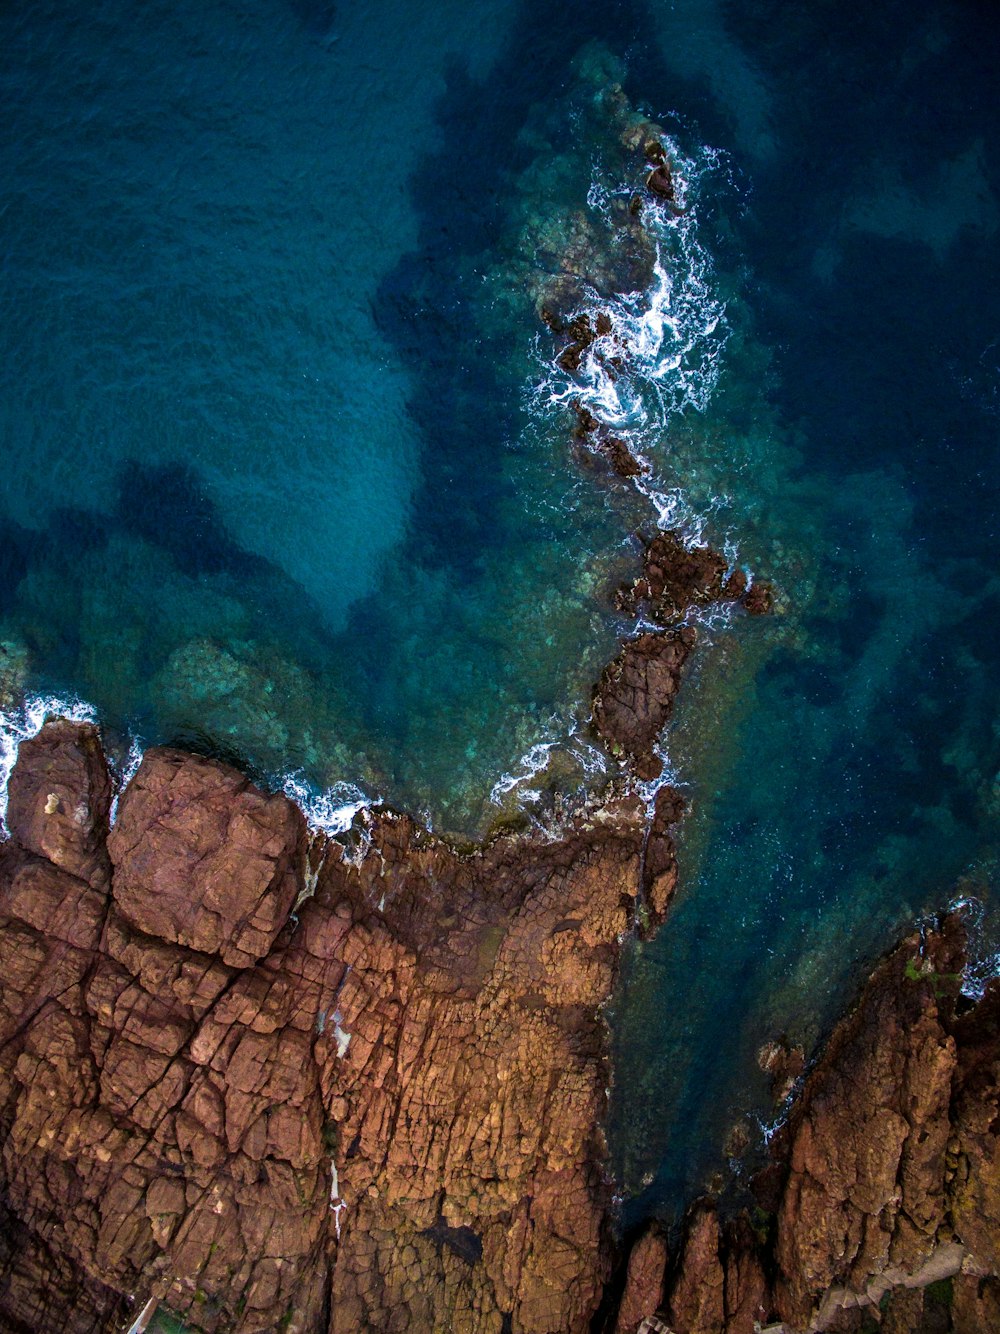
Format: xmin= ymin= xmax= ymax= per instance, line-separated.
xmin=1 ymin=742 xmax=996 ymax=1334
xmin=6 ymin=718 xmax=112 ymax=888
xmin=591 ymin=530 xmax=765 ymax=780
xmin=592 ymin=628 xmax=697 ymax=781
xmin=608 ymin=918 xmax=1000 ymax=1334
xmin=107 ymin=748 xmax=307 ymax=968
xmin=0 ymin=718 xmax=683 ymax=1333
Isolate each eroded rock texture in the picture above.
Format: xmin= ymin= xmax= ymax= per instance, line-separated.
xmin=592 ymin=530 xmax=765 ymax=781
xmin=609 ymin=920 xmax=1000 ymax=1334
xmin=0 ymin=719 xmax=683 ymax=1334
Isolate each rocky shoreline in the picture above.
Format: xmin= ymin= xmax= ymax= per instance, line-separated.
xmin=606 ymin=916 xmax=999 ymax=1334
xmin=0 ymin=73 xmax=769 ymax=1330
xmin=0 ymin=715 xmax=662 ymax=1332
xmin=0 ymin=507 xmax=763 ymax=1333
xmin=1 ymin=709 xmax=996 ymax=1334
xmin=1 ymin=51 xmax=996 ymax=1334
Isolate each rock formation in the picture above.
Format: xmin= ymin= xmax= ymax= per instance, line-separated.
xmin=0 ymin=717 xmax=686 ymax=1333
xmin=592 ymin=530 xmax=764 ymax=781
xmin=607 ymin=917 xmax=1000 ymax=1334
xmin=5 ymin=728 xmax=993 ymax=1334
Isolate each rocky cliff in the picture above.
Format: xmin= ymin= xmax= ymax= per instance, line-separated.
xmin=0 ymin=715 xmax=685 ymax=1333
xmin=1 ymin=735 xmax=998 ymax=1334
xmin=609 ymin=918 xmax=1000 ymax=1334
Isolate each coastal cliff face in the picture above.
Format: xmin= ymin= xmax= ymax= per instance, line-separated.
xmin=0 ymin=435 xmax=762 ymax=1334
xmin=0 ymin=717 xmax=681 ymax=1333
xmin=0 ymin=734 xmax=997 ymax=1334
xmin=610 ymin=920 xmax=1000 ymax=1334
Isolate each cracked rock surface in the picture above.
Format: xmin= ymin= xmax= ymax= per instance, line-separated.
xmin=608 ymin=918 xmax=1000 ymax=1334
xmin=0 ymin=720 xmax=681 ymax=1333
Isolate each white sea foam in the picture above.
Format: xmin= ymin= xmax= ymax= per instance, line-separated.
xmin=951 ymin=895 xmax=1000 ymax=999
xmin=530 ymin=142 xmax=728 ymax=460
xmin=109 ymin=733 xmax=146 ymax=826
xmin=565 ymin=733 xmax=611 ymax=783
xmin=281 ymin=773 xmax=371 ymax=838
xmin=489 ymin=741 xmax=557 ymax=806
xmin=524 ymin=136 xmax=736 ymax=730
xmin=0 ymin=693 xmax=97 ymax=832
xmin=636 ymin=748 xmax=688 ymax=809
xmin=509 ymin=143 xmax=736 ymax=812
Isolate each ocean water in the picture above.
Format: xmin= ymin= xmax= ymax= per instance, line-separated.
xmin=2 ymin=0 xmax=999 ymax=1240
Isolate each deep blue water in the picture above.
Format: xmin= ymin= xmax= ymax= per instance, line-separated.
xmin=2 ymin=0 xmax=999 ymax=1231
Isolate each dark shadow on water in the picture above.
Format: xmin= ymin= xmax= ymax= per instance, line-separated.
xmin=164 ymin=724 xmax=270 ymax=789
xmin=2 ymin=454 xmax=348 ymax=708
xmin=370 ymin=0 xmax=707 ymax=578
xmin=115 ymin=460 xmax=266 ymax=582
xmin=284 ymin=0 xmax=337 ymax=38
xmin=0 ymin=519 xmax=33 ymax=618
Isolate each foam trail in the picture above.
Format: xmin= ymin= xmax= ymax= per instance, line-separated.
xmin=490 ymin=741 xmax=557 ymax=806
xmin=525 ymin=139 xmax=735 ymax=659
xmin=109 ymin=733 xmax=146 ymax=825
xmin=566 ymin=733 xmax=611 ymax=782
xmin=281 ymin=773 xmax=371 ymax=837
xmin=0 ymin=693 xmax=97 ymax=831
xmin=523 ymin=137 xmax=747 ymax=806
xmin=951 ymin=895 xmax=1000 ymax=999
xmin=530 ymin=140 xmax=728 ymax=457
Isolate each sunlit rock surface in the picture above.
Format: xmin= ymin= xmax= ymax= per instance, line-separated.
xmin=609 ymin=919 xmax=1000 ymax=1334
xmin=0 ymin=720 xmax=682 ymax=1332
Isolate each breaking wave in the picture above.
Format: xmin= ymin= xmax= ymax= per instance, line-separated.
xmin=489 ymin=719 xmax=612 ymax=812
xmin=281 ymin=773 xmax=372 ymax=838
xmin=529 ymin=135 xmax=729 ymax=523
xmin=0 ymin=693 xmax=373 ymax=847
xmin=951 ymin=895 xmax=1000 ymax=999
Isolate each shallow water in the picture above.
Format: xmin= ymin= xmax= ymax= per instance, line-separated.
xmin=2 ymin=0 xmax=999 ymax=1231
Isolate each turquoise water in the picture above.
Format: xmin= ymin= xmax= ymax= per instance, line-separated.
xmin=604 ymin=0 xmax=1000 ymax=1216
xmin=0 ymin=0 xmax=631 ymax=832
xmin=2 ymin=0 xmax=999 ymax=1229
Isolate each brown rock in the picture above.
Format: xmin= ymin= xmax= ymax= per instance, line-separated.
xmin=107 ymin=748 xmax=306 ymax=968
xmin=592 ymin=628 xmax=696 ymax=774
xmin=774 ymin=931 xmax=960 ymax=1324
xmin=613 ymin=917 xmax=998 ymax=1334
xmin=952 ymin=1273 xmax=1000 ymax=1333
xmin=646 ymin=164 xmax=675 ymax=202
xmin=6 ymin=718 xmax=112 ymax=887
xmin=603 ymin=436 xmax=645 ymax=478
xmin=0 ymin=721 xmax=668 ymax=1334
xmin=756 ymin=1037 xmax=805 ymax=1104
xmin=642 ymin=785 xmax=686 ymax=924
xmin=614 ymin=1226 xmax=669 ymax=1334
xmin=666 ymin=1202 xmax=725 ymax=1334
xmin=743 ymin=580 xmax=774 ymax=616
xmin=616 ymin=531 xmax=729 ymax=625
xmin=948 ymin=978 xmax=1000 ymax=1274
xmin=722 ymin=568 xmax=748 ymax=601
